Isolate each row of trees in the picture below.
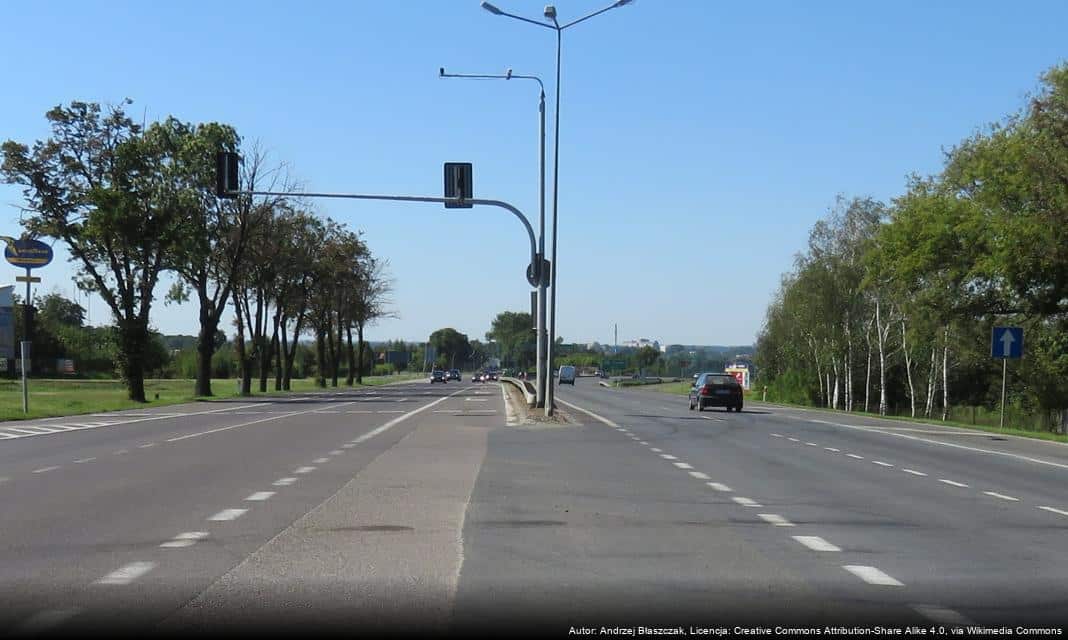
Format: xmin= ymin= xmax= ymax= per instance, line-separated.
xmin=2 ymin=100 xmax=392 ymax=400
xmin=755 ymin=64 xmax=1068 ymax=432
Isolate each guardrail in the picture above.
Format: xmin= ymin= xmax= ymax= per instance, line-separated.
xmin=500 ymin=377 xmax=536 ymax=407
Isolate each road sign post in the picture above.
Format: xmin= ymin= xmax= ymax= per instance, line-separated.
xmin=991 ymin=326 xmax=1023 ymax=430
xmin=4 ymin=238 xmax=52 ymax=414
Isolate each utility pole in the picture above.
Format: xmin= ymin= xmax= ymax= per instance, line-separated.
xmin=614 ymin=323 xmax=618 ymax=353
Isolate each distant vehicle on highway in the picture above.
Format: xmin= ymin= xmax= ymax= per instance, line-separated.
xmin=558 ymin=365 xmax=576 ymax=385
xmin=689 ymin=373 xmax=743 ymax=412
xmin=472 ymin=372 xmax=485 ymax=383
xmin=430 ymin=369 xmax=447 ymax=383
xmin=486 ymin=370 xmax=499 ymax=381
xmin=447 ymin=369 xmax=461 ymax=381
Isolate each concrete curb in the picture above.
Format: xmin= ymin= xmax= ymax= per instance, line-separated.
xmin=500 ymin=377 xmax=536 ymax=407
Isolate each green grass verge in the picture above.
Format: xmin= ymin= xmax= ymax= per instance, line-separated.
xmin=0 ymin=373 xmax=422 ymax=422
xmin=614 ymin=380 xmax=1068 ymax=443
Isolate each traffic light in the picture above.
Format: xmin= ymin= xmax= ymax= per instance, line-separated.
xmin=215 ymin=151 xmax=240 ymax=198
xmin=443 ymin=162 xmax=473 ymax=208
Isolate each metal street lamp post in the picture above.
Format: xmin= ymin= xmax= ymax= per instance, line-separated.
xmin=480 ymin=0 xmax=633 ymax=415
xmin=439 ymin=67 xmax=550 ymax=413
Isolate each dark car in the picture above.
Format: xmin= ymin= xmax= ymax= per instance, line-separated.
xmin=430 ymin=369 xmax=447 ymax=383
xmin=471 ymin=372 xmax=485 ymax=383
xmin=689 ymin=373 xmax=743 ymax=412
xmin=447 ymin=369 xmax=461 ymax=381
xmin=487 ymin=371 xmax=499 ymax=381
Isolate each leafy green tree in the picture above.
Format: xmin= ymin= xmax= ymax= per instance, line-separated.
xmin=429 ymin=327 xmax=470 ymax=370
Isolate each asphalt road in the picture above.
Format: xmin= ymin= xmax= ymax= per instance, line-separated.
xmin=2 ymin=376 xmax=1067 ymax=635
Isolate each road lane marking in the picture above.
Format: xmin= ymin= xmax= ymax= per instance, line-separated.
xmin=770 ymin=433 xmax=784 ymax=438
xmin=732 ymin=497 xmax=761 ymax=507
xmin=707 ymin=482 xmax=732 ymax=492
xmin=846 ymin=453 xmax=864 ymax=459
xmin=33 ymin=466 xmax=60 ymax=474
xmin=1038 ymin=506 xmax=1068 ymax=517
xmin=938 ymin=479 xmax=969 ymax=488
xmin=245 ymin=491 xmax=275 ymax=501
xmin=651 ymin=448 xmax=663 ymax=453
xmin=273 ymin=477 xmax=297 ymax=486
xmin=787 ymin=437 xmax=800 ymax=442
xmin=166 ymin=401 xmax=356 ymax=442
xmin=13 ymin=609 xmax=83 ymax=633
xmin=138 ymin=443 xmax=156 ymax=448
xmin=824 ymin=447 xmax=840 ymax=452
xmin=313 ymin=457 xmax=329 ymax=464
xmin=758 ymin=513 xmax=794 ymax=527
xmin=113 ymin=449 xmax=129 ymax=455
xmin=295 ymin=466 xmax=316 ymax=474
xmin=329 ymin=449 xmax=344 ymax=455
xmin=94 ymin=561 xmax=156 ymax=585
xmin=805 ymin=442 xmax=817 ymax=446
xmin=793 ymin=536 xmax=841 ymax=552
xmin=160 ymin=532 xmax=209 ymax=548
xmin=341 ymin=444 xmax=356 ymax=448
xmin=842 ymin=565 xmax=903 ymax=586
xmin=376 ymin=410 xmax=405 ymax=414
xmin=346 ymin=410 xmax=374 ymax=414
xmin=983 ymin=491 xmax=1018 ymax=502
xmin=688 ymin=471 xmax=710 ymax=480
xmin=72 ymin=457 xmax=96 ymax=464
xmin=208 ymin=508 xmax=248 ymax=521
xmin=903 ymin=469 xmax=927 ymax=476
xmin=638 ymin=441 xmax=648 ymax=445
xmin=673 ymin=462 xmax=693 ymax=469
xmin=660 ymin=454 xmax=678 ymax=460
xmin=911 ymin=605 xmax=973 ymax=626
xmin=872 ymin=460 xmax=894 ymax=467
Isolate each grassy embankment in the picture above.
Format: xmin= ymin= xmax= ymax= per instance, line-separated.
xmin=617 ymin=380 xmax=1068 ymax=444
xmin=0 ymin=374 xmax=423 ymax=422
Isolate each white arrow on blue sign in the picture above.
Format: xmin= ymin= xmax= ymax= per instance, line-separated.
xmin=991 ymin=326 xmax=1023 ymax=359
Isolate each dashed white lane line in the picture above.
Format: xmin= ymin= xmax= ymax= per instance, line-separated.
xmin=329 ymin=450 xmax=344 ymax=455
xmin=846 ymin=453 xmax=864 ymax=459
xmin=872 ymin=460 xmax=894 ymax=467
xmin=376 ymin=410 xmax=405 ymax=414
xmin=33 ymin=466 xmax=60 ymax=474
xmin=1038 ymin=506 xmax=1068 ymax=517
xmin=638 ymin=441 xmax=649 ymax=445
xmin=770 ymin=433 xmax=784 ymax=438
xmin=660 ymin=454 xmax=677 ymax=460
xmin=824 ymin=447 xmax=840 ymax=452
xmin=341 ymin=443 xmax=356 ymax=449
xmin=94 ymin=561 xmax=156 ymax=585
xmin=938 ymin=479 xmax=969 ymax=488
xmin=903 ymin=468 xmax=927 ymax=476
xmin=295 ymin=466 xmax=316 ymax=474
xmin=787 ymin=437 xmax=800 ymax=442
xmin=208 ymin=508 xmax=248 ymax=521
xmin=793 ymin=535 xmax=842 ymax=552
xmin=138 ymin=443 xmax=156 ymax=449
xmin=347 ymin=410 xmax=374 ymax=414
xmin=758 ymin=513 xmax=794 ymax=527
xmin=688 ymin=471 xmax=710 ymax=480
xmin=673 ymin=462 xmax=694 ymax=469
xmin=707 ymin=482 xmax=732 ymax=492
xmin=313 ymin=457 xmax=329 ymax=464
xmin=160 ymin=532 xmax=209 ymax=548
xmin=842 ymin=565 xmax=904 ymax=586
xmin=114 ymin=449 xmax=129 ymax=455
xmin=983 ymin=491 xmax=1018 ymax=502
xmin=732 ymin=497 xmax=762 ymax=507
xmin=911 ymin=604 xmax=973 ymax=626
xmin=72 ymin=457 xmax=95 ymax=464
xmin=805 ymin=442 xmax=818 ymax=446
xmin=273 ymin=477 xmax=298 ymax=486
xmin=245 ymin=491 xmax=275 ymax=501
xmin=13 ymin=608 xmax=83 ymax=634
xmin=651 ymin=448 xmax=663 ymax=453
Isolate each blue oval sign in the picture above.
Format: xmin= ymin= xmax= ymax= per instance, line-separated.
xmin=4 ymin=238 xmax=53 ymax=269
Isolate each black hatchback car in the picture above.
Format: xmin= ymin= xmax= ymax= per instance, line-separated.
xmin=430 ymin=369 xmax=447 ymax=383
xmin=688 ymin=373 xmax=743 ymax=412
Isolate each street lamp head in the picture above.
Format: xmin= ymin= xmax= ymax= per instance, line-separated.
xmin=543 ymin=5 xmax=556 ymax=19
xmin=506 ymin=68 xmax=513 ymax=79
xmin=439 ymin=67 xmax=445 ymax=76
xmin=480 ymin=1 xmax=503 ymax=15
xmin=614 ymin=0 xmax=634 ymax=6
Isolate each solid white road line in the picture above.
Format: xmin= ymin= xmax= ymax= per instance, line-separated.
xmin=94 ymin=561 xmax=156 ymax=585
xmin=208 ymin=508 xmax=248 ymax=521
xmin=273 ymin=477 xmax=298 ymax=486
xmin=903 ymin=469 xmax=927 ymax=476
xmin=673 ymin=462 xmax=693 ymax=469
xmin=846 ymin=453 xmax=864 ymax=459
xmin=295 ymin=466 xmax=316 ymax=474
xmin=793 ymin=536 xmax=841 ymax=552
xmin=688 ymin=471 xmax=710 ymax=480
xmin=732 ymin=497 xmax=761 ymax=507
xmin=660 ymin=454 xmax=677 ymax=460
xmin=707 ymin=482 xmax=732 ymax=492
xmin=245 ymin=491 xmax=275 ymax=501
xmin=911 ymin=604 xmax=973 ymax=626
xmin=1038 ymin=506 xmax=1068 ymax=517
xmin=872 ymin=460 xmax=894 ymax=467
xmin=354 ymin=386 xmax=472 ymax=443
xmin=983 ymin=491 xmax=1019 ymax=502
xmin=938 ymin=479 xmax=969 ymax=488
xmin=33 ymin=466 xmax=60 ymax=474
xmin=758 ymin=513 xmax=794 ymax=527
xmin=313 ymin=457 xmax=329 ymax=464
xmin=160 ymin=532 xmax=210 ymax=548
xmin=824 ymin=447 xmax=840 ymax=452
xmin=842 ymin=565 xmax=904 ymax=586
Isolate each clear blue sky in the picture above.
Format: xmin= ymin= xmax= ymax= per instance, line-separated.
xmin=2 ymin=1 xmax=1065 ymax=347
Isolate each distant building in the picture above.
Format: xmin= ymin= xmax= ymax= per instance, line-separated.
xmin=622 ymin=338 xmax=660 ymax=351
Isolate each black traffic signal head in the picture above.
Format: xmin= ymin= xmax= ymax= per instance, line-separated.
xmin=215 ymin=151 xmax=240 ymax=198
